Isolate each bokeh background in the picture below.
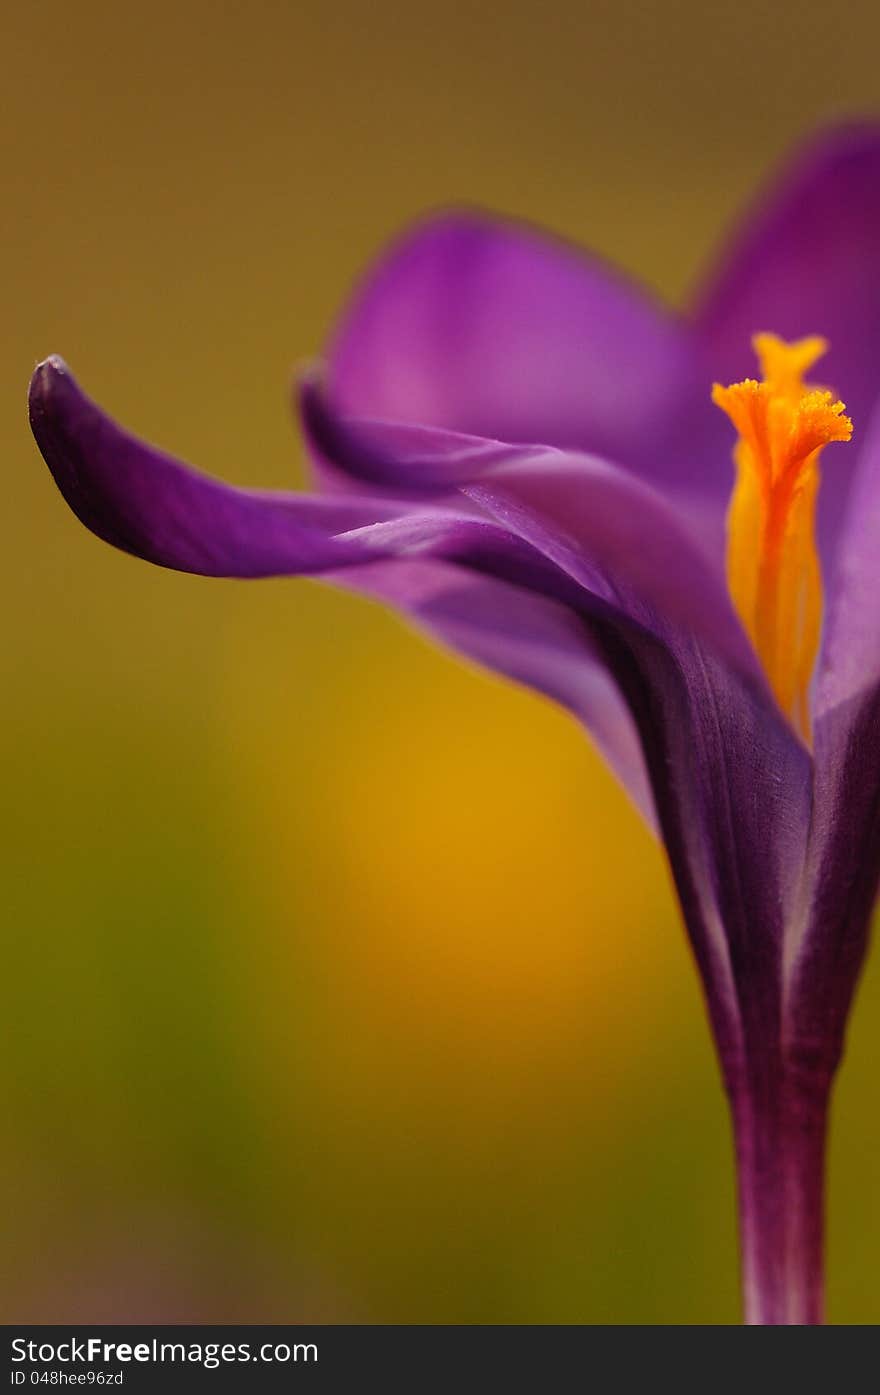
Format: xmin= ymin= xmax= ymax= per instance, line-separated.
xmin=4 ymin=0 xmax=880 ymax=1324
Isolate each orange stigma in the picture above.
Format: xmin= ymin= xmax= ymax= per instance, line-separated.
xmin=712 ymin=334 xmax=853 ymax=739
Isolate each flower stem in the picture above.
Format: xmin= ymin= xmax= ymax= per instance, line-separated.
xmin=730 ymin=1064 xmax=831 ymax=1325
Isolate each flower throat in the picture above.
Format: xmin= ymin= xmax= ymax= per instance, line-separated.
xmin=713 ymin=334 xmax=853 ymax=739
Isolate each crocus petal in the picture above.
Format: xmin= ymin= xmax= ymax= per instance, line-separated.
xmin=325 ymin=211 xmax=707 ymax=480
xmin=692 ymin=124 xmax=880 ymax=570
xmin=28 ymin=357 xmax=656 ymax=817
xmin=28 ymin=357 xmax=403 ymax=577
xmin=300 ymin=374 xmax=520 ymax=492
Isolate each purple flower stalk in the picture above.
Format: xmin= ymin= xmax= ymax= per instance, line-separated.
xmin=29 ymin=124 xmax=880 ymax=1324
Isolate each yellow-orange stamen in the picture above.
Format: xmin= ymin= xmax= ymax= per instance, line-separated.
xmin=712 ymin=334 xmax=852 ymax=739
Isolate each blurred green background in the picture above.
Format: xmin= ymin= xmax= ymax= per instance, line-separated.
xmin=4 ymin=0 xmax=880 ymax=1324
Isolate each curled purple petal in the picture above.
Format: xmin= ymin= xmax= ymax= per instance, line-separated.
xmin=300 ymin=370 xmax=519 ymax=493
xmin=28 ymin=357 xmax=657 ymax=817
xmin=29 ymin=357 xmax=389 ymax=578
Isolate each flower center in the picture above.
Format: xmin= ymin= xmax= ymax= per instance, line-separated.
xmin=712 ymin=334 xmax=852 ymax=739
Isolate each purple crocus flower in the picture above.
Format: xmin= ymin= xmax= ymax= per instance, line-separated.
xmin=29 ymin=123 xmax=880 ymax=1325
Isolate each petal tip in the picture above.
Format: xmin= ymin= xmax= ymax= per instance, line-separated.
xmin=31 ymin=352 xmax=69 ymax=384
xmin=29 ymin=354 xmax=72 ymax=419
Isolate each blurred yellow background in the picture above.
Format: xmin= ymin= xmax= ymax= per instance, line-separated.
xmin=4 ymin=0 xmax=880 ymax=1323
